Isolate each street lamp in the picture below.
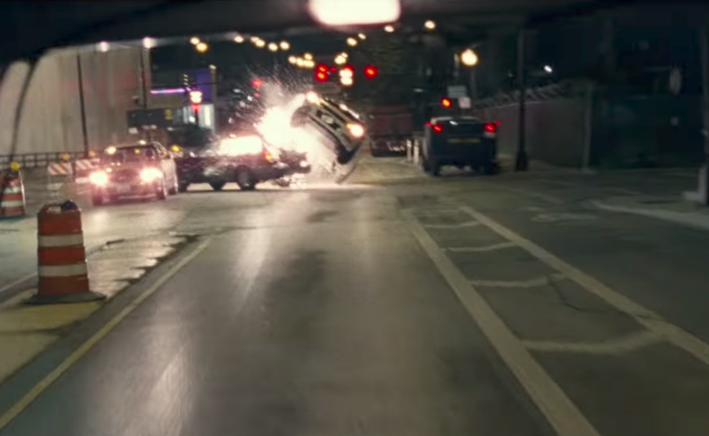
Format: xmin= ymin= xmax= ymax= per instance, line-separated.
xmin=335 ymin=54 xmax=347 ymax=65
xmin=190 ymin=37 xmax=200 ymax=45
xmin=268 ymin=42 xmax=279 ymax=52
xmin=384 ymin=25 xmax=395 ymax=33
xmin=424 ymin=20 xmax=436 ymax=30
xmin=358 ymin=33 xmax=366 ymax=40
xmin=280 ymin=41 xmax=290 ymax=50
xmin=142 ymin=37 xmax=156 ymax=49
xmin=234 ymin=34 xmax=245 ymax=43
xmin=254 ymin=39 xmax=266 ymax=48
xmin=347 ymin=37 xmax=358 ymax=47
xmin=196 ymin=42 xmax=209 ymax=53
xmin=289 ymin=56 xmax=297 ymax=64
xmin=460 ymin=48 xmax=478 ymax=67
xmin=304 ymin=52 xmax=313 ymax=60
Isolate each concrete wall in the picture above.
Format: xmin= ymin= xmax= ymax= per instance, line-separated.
xmin=0 ymin=45 xmax=147 ymax=156
xmin=479 ymin=99 xmax=588 ymax=167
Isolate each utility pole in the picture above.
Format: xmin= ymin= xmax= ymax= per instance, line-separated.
xmin=515 ymin=27 xmax=529 ymax=171
xmin=138 ymin=48 xmax=151 ymax=140
xmin=76 ymin=53 xmax=90 ymax=156
xmin=699 ymin=27 xmax=709 ymax=204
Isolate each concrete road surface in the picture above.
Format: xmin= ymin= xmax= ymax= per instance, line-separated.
xmin=2 ymin=159 xmax=709 ymax=436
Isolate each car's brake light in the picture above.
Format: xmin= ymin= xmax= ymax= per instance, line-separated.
xmin=484 ymin=123 xmax=497 ymax=133
xmin=432 ymin=124 xmax=443 ymax=133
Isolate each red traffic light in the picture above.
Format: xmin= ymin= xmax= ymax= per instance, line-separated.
xmin=315 ymin=70 xmax=329 ymax=83
xmin=363 ymin=65 xmax=378 ymax=79
xmin=441 ymin=97 xmax=452 ymax=108
xmin=252 ymin=78 xmax=263 ymax=89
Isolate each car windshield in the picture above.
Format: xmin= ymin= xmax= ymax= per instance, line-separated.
xmin=101 ymin=145 xmax=157 ymax=163
xmin=3 ymin=2 xmax=709 ymax=436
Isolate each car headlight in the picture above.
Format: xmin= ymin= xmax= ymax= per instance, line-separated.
xmin=140 ymin=167 xmax=163 ymax=182
xmin=347 ymin=123 xmax=365 ymax=139
xmin=89 ymin=171 xmax=108 ymax=186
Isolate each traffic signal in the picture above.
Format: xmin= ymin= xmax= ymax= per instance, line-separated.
xmin=252 ymin=77 xmax=263 ymax=89
xmin=440 ymin=97 xmax=452 ymax=108
xmin=363 ymin=65 xmax=378 ymax=79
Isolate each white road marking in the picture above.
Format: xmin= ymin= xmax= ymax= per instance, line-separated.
xmin=447 ymin=242 xmax=516 ymax=253
xmin=532 ymin=213 xmax=597 ymax=223
xmin=424 ymin=221 xmax=481 ymax=229
xmin=0 ymin=273 xmax=36 ymax=297
xmin=539 ymin=178 xmax=641 ymax=196
xmin=523 ymin=330 xmax=662 ymax=355
xmin=471 ymin=273 xmax=567 ymax=288
xmin=460 ymin=205 xmax=709 ymax=369
xmin=402 ymin=210 xmax=600 ymax=436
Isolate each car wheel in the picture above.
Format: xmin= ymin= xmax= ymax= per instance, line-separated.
xmin=168 ymin=175 xmax=179 ymax=195
xmin=235 ymin=168 xmax=255 ymax=191
xmin=209 ymin=181 xmax=226 ymax=191
xmin=178 ymin=182 xmax=190 ymax=193
xmin=480 ymin=162 xmax=498 ymax=175
xmin=91 ymin=193 xmax=103 ymax=206
xmin=157 ymin=180 xmax=167 ymax=200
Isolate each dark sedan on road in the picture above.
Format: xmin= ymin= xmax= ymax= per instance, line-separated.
xmin=422 ymin=116 xmax=499 ymax=176
xmin=89 ymin=142 xmax=179 ymax=205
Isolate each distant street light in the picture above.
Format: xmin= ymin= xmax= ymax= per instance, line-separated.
xmin=544 ymin=65 xmax=553 ymax=73
xmin=335 ymin=54 xmax=347 ymax=65
xmin=304 ymin=52 xmax=313 ymax=60
xmin=280 ymin=41 xmax=290 ymax=50
xmin=142 ymin=37 xmax=156 ymax=49
xmin=288 ymin=56 xmax=297 ymax=64
xmin=254 ymin=39 xmax=266 ymax=48
xmin=190 ymin=37 xmax=200 ymax=45
xmin=358 ymin=33 xmax=366 ymax=40
xmin=424 ymin=20 xmax=436 ymax=30
xmin=384 ymin=25 xmax=395 ymax=33
xmin=347 ymin=37 xmax=358 ymax=47
xmin=268 ymin=42 xmax=279 ymax=52
xmin=97 ymin=41 xmax=110 ymax=53
xmin=460 ymin=48 xmax=478 ymax=67
xmin=234 ymin=34 xmax=245 ymax=43
xmin=196 ymin=42 xmax=209 ymax=53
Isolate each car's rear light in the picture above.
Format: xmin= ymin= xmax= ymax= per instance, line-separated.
xmin=263 ymin=148 xmax=276 ymax=163
xmin=432 ymin=124 xmax=443 ymax=133
xmin=484 ymin=123 xmax=497 ymax=133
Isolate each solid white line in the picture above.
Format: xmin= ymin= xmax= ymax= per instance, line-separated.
xmin=402 ymin=210 xmax=600 ymax=436
xmin=447 ymin=242 xmax=516 ymax=253
xmin=424 ymin=221 xmax=481 ymax=229
xmin=523 ymin=330 xmax=662 ymax=354
xmin=460 ymin=205 xmax=709 ymax=369
xmin=470 ymin=273 xmax=567 ymax=289
xmin=0 ymin=237 xmax=213 ymax=431
xmin=0 ymin=273 xmax=36 ymax=296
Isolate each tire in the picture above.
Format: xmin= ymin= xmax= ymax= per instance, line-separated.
xmin=235 ymin=168 xmax=255 ymax=191
xmin=91 ymin=193 xmax=103 ymax=206
xmin=480 ymin=162 xmax=498 ymax=176
xmin=178 ymin=182 xmax=190 ymax=193
xmin=209 ymin=181 xmax=226 ymax=191
xmin=157 ymin=180 xmax=167 ymax=200
xmin=168 ymin=175 xmax=178 ymax=195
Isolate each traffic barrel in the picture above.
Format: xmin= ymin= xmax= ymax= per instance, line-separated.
xmin=0 ymin=163 xmax=26 ymax=218
xmin=27 ymin=200 xmax=106 ymax=304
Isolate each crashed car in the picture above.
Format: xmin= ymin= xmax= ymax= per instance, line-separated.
xmin=175 ymin=132 xmax=311 ymax=192
xmin=89 ymin=142 xmax=180 ymax=206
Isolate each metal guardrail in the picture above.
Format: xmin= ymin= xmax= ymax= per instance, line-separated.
xmin=0 ymin=152 xmax=89 ymax=169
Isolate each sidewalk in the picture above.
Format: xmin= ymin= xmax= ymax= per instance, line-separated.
xmin=591 ymin=195 xmax=709 ymax=231
xmin=0 ymin=234 xmax=189 ymax=385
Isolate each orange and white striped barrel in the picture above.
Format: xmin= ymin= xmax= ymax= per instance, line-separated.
xmin=29 ymin=201 xmax=105 ymax=304
xmin=0 ymin=170 xmax=25 ymax=218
